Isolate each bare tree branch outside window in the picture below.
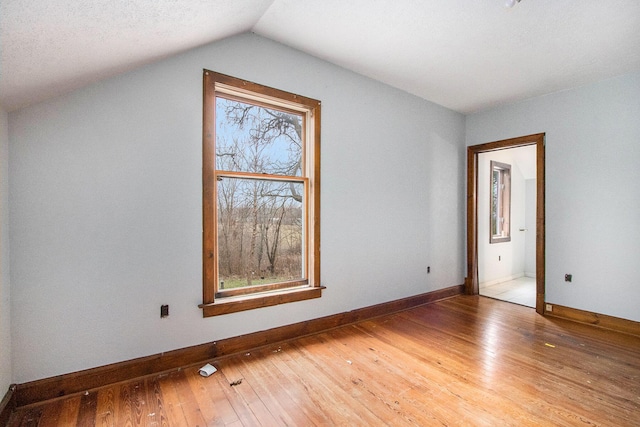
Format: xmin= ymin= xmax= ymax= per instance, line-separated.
xmin=215 ymin=97 xmax=304 ymax=289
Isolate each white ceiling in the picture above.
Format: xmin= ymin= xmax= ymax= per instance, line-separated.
xmin=1 ymin=0 xmax=639 ymax=113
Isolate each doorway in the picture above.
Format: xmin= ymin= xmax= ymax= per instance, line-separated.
xmin=478 ymin=146 xmax=536 ymax=307
xmin=466 ymin=133 xmax=545 ymax=314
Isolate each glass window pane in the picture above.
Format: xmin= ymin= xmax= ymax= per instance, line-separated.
xmin=490 ymin=161 xmax=511 ymax=243
xmin=491 ymin=169 xmax=500 ymax=236
xmin=215 ymin=97 xmax=303 ymax=176
xmin=217 ymin=177 xmax=304 ymax=289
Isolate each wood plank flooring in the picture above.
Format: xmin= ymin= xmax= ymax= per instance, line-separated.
xmin=7 ymin=295 xmax=640 ymax=426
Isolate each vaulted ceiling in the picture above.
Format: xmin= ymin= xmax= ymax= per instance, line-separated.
xmin=2 ymin=0 xmax=639 ymax=113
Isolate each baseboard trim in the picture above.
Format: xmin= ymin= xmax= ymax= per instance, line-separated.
xmin=15 ymin=284 xmax=464 ymax=407
xmin=545 ymin=303 xmax=640 ymax=337
xmin=0 ymin=384 xmax=17 ymax=426
xmin=479 ymin=273 xmax=525 ymax=288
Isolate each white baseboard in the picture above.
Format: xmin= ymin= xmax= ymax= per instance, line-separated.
xmin=480 ymin=272 xmax=525 ymax=288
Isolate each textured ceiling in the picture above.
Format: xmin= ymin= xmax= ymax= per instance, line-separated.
xmin=1 ymin=0 xmax=640 ymax=113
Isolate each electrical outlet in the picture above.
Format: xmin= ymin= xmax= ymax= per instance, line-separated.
xmin=564 ymin=274 xmax=572 ymax=282
xmin=161 ymin=304 xmax=169 ymax=318
xmin=546 ymin=304 xmax=552 ymax=312
xmin=427 ymin=266 xmax=431 ymax=273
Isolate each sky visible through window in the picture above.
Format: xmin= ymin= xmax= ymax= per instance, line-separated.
xmin=215 ymin=97 xmax=302 ymax=176
xmin=214 ymin=95 xmax=305 ymax=289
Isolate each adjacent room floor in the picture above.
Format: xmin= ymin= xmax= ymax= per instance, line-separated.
xmin=480 ymin=276 xmax=536 ymax=308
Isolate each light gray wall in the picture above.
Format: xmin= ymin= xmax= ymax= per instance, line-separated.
xmin=467 ymin=71 xmax=640 ymax=322
xmin=0 ymin=107 xmax=12 ymax=393
xmin=524 ymin=179 xmax=536 ymax=277
xmin=8 ymin=33 xmax=466 ymax=383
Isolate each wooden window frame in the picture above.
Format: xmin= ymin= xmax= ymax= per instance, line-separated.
xmin=489 ymin=161 xmax=511 ymax=244
xmin=199 ymin=70 xmax=322 ymax=317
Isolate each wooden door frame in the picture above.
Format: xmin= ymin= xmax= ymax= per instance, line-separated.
xmin=465 ymin=133 xmax=546 ymax=314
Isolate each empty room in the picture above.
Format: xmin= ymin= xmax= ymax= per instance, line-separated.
xmin=1 ymin=1 xmax=639 ymax=425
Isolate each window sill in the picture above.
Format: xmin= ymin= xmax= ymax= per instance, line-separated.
xmin=199 ymin=286 xmax=324 ymax=317
xmin=490 ymin=236 xmax=511 ymax=244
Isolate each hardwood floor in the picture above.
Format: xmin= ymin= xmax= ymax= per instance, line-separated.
xmin=7 ymin=295 xmax=640 ymax=426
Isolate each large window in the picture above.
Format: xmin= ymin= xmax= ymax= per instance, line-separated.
xmin=200 ymin=70 xmax=321 ymax=317
xmin=490 ymin=161 xmax=511 ymax=243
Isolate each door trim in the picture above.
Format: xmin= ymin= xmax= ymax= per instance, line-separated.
xmin=466 ymin=133 xmax=545 ymax=314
